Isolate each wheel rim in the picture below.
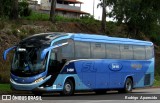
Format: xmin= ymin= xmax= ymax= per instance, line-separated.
xmin=126 ymin=80 xmax=132 ymax=91
xmin=65 ymin=83 xmax=71 ymax=92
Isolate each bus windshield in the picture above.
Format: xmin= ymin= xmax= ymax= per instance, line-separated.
xmin=11 ymin=46 xmax=47 ymax=77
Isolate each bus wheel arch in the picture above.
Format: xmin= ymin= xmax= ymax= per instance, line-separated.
xmin=119 ymin=76 xmax=133 ymax=93
xmin=61 ymin=77 xmax=75 ymax=96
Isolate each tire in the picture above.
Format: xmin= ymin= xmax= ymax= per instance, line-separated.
xmin=60 ymin=79 xmax=74 ymax=96
xmin=119 ymin=78 xmax=133 ymax=93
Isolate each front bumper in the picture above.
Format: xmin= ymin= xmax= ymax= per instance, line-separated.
xmin=10 ymin=75 xmax=51 ymax=91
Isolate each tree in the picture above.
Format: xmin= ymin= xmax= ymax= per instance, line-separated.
xmin=108 ymin=0 xmax=160 ymax=36
xmin=0 ymin=0 xmax=31 ymax=19
xmin=49 ymin=0 xmax=57 ymax=22
xmin=98 ymin=0 xmax=114 ymax=33
xmin=0 ymin=0 xmax=12 ymax=18
xmin=98 ymin=0 xmax=107 ymax=32
xmin=101 ymin=0 xmax=106 ymax=32
xmin=10 ymin=0 xmax=19 ymax=19
xmin=0 ymin=0 xmax=3 ymax=16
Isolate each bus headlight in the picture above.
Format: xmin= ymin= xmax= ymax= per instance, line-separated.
xmin=34 ymin=77 xmax=43 ymax=83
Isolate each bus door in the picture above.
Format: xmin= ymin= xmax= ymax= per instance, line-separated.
xmin=41 ymin=42 xmax=68 ymax=86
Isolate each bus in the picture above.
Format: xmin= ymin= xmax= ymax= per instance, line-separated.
xmin=3 ymin=32 xmax=154 ymax=95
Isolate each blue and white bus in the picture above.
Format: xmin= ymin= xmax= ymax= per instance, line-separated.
xmin=3 ymin=33 xmax=154 ymax=95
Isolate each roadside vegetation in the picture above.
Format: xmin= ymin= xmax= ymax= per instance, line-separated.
xmin=0 ymin=84 xmax=10 ymax=92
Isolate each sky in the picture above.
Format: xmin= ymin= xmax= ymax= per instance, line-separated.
xmin=37 ymin=0 xmax=113 ymax=21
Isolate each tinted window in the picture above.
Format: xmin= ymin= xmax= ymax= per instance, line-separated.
xmin=75 ymin=42 xmax=90 ymax=59
xmin=146 ymin=46 xmax=153 ymax=59
xmin=106 ymin=44 xmax=120 ymax=59
xmin=48 ymin=39 xmax=74 ymax=75
xmin=133 ymin=45 xmax=146 ymax=60
xmin=91 ymin=43 xmax=106 ymax=59
xmin=54 ymin=39 xmax=74 ymax=61
xmin=120 ymin=45 xmax=133 ymax=59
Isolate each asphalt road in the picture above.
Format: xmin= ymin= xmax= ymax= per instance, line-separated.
xmin=0 ymin=88 xmax=160 ymax=103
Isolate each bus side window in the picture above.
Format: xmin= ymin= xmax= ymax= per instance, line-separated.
xmin=146 ymin=46 xmax=153 ymax=59
xmin=106 ymin=44 xmax=120 ymax=59
xmin=91 ymin=43 xmax=106 ymax=59
xmin=120 ymin=45 xmax=133 ymax=59
xmin=75 ymin=42 xmax=91 ymax=59
xmin=133 ymin=45 xmax=146 ymax=60
xmin=61 ymin=39 xmax=74 ymax=61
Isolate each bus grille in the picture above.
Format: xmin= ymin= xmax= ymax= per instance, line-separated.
xmin=144 ymin=74 xmax=151 ymax=85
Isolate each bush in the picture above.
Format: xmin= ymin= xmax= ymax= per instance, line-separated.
xmin=18 ymin=1 xmax=32 ymax=17
xmin=150 ymin=34 xmax=160 ymax=46
xmin=0 ymin=21 xmax=5 ymax=30
xmin=24 ymin=12 xmax=49 ymax=21
xmin=55 ymin=15 xmax=80 ymax=22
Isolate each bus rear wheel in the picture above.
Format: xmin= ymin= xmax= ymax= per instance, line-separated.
xmin=60 ymin=79 xmax=74 ymax=96
xmin=119 ymin=78 xmax=133 ymax=93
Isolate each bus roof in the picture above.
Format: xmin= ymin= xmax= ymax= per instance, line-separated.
xmin=19 ymin=32 xmax=68 ymax=47
xmin=68 ymin=33 xmax=153 ymax=46
xmin=18 ymin=32 xmax=153 ymax=46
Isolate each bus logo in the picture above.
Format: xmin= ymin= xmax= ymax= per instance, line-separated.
xmin=109 ymin=63 xmax=122 ymax=71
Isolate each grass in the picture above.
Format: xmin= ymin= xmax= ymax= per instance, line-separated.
xmin=23 ymin=11 xmax=49 ymax=21
xmin=22 ymin=11 xmax=99 ymax=25
xmin=0 ymin=84 xmax=11 ymax=92
xmin=153 ymin=75 xmax=160 ymax=87
xmin=153 ymin=80 xmax=160 ymax=87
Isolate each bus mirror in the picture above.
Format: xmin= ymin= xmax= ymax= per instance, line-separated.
xmin=3 ymin=46 xmax=16 ymax=61
xmin=41 ymin=42 xmax=68 ymax=60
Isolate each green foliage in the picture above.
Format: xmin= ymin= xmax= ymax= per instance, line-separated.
xmin=80 ymin=15 xmax=99 ymax=25
xmin=105 ymin=21 xmax=117 ymax=34
xmin=24 ymin=12 xmax=49 ymax=21
xmin=55 ymin=15 xmax=80 ymax=22
xmin=0 ymin=84 xmax=11 ymax=91
xmin=106 ymin=0 xmax=160 ymax=37
xmin=0 ymin=21 xmax=5 ymax=30
xmin=0 ymin=0 xmax=30 ymax=19
xmin=0 ymin=0 xmax=12 ymax=17
xmin=98 ymin=0 xmax=160 ymax=38
xmin=23 ymin=12 xmax=98 ymax=26
xmin=12 ymin=29 xmax=18 ymax=37
xmin=154 ymin=74 xmax=160 ymax=86
xmin=18 ymin=1 xmax=32 ymax=17
xmin=54 ymin=15 xmax=98 ymax=26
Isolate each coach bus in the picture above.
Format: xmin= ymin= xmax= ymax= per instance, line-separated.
xmin=3 ymin=33 xmax=154 ymax=95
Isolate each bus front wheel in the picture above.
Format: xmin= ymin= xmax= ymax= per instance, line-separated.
xmin=60 ymin=79 xmax=74 ymax=96
xmin=119 ymin=78 xmax=133 ymax=93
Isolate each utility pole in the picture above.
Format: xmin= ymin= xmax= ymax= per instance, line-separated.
xmin=93 ymin=0 xmax=95 ymax=17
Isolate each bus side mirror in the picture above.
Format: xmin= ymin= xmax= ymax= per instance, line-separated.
xmin=3 ymin=46 xmax=16 ymax=61
xmin=41 ymin=42 xmax=68 ymax=60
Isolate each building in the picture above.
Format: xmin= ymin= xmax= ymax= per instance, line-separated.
xmin=40 ymin=0 xmax=89 ymax=18
xmin=27 ymin=0 xmax=40 ymax=10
